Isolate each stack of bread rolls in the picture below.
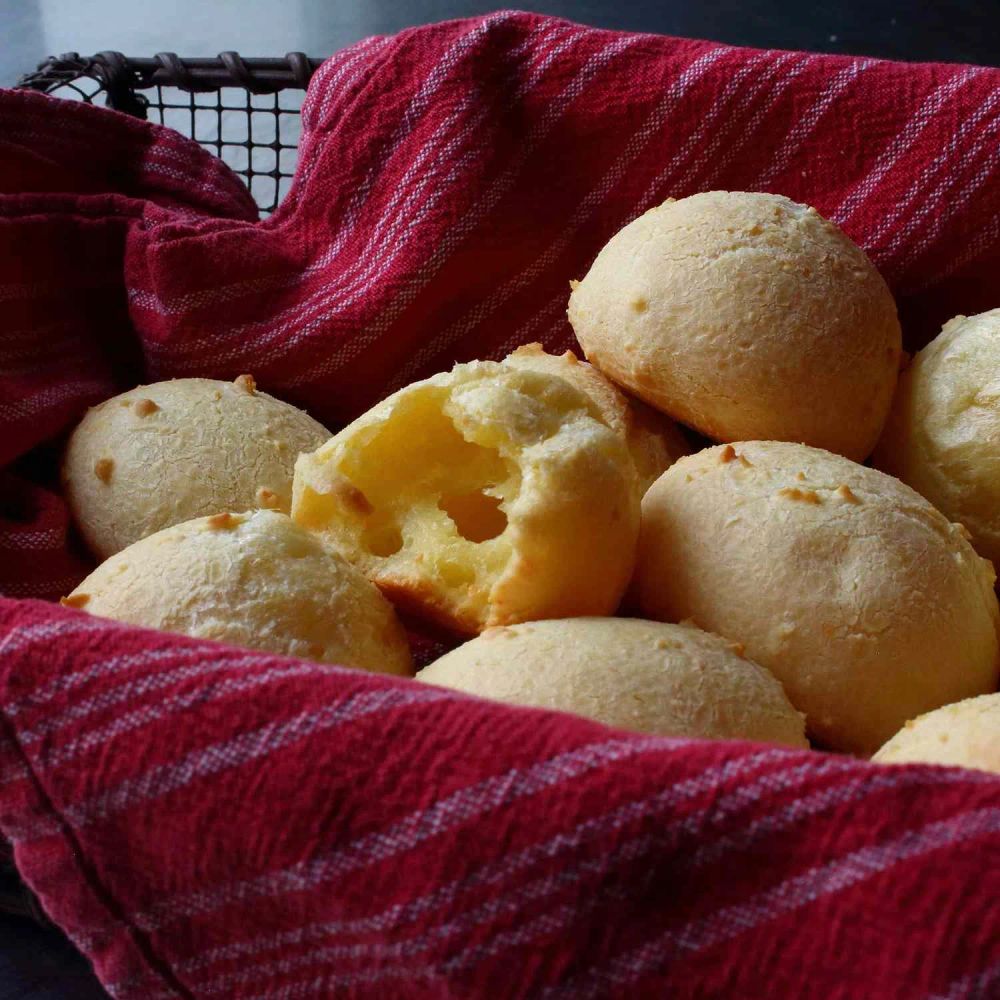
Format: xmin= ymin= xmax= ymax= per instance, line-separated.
xmin=61 ymin=191 xmax=1000 ymax=772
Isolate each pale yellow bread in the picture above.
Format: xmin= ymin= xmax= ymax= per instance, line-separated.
xmin=419 ymin=617 xmax=807 ymax=746
xmin=65 ymin=509 xmax=412 ymax=675
xmin=873 ymin=694 xmax=1000 ymax=774
xmin=503 ymin=343 xmax=689 ymax=495
xmin=568 ymin=191 xmax=901 ymax=461
xmin=63 ymin=376 xmax=330 ymax=558
xmin=635 ymin=441 xmax=999 ymax=756
xmin=875 ymin=308 xmax=1000 ymax=567
xmin=292 ymin=360 xmax=639 ymax=635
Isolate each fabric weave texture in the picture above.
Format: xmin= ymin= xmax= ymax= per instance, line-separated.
xmin=1 ymin=12 xmax=999 ymax=998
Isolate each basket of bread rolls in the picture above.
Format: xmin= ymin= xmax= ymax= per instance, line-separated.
xmin=59 ymin=190 xmax=999 ymax=773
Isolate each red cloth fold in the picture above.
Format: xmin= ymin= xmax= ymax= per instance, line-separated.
xmin=1 ymin=11 xmax=999 ymax=997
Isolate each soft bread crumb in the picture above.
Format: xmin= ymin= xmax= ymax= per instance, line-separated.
xmin=720 ymin=445 xmax=737 ymax=463
xmin=133 ymin=398 xmax=159 ymax=417
xmin=93 ymin=458 xmax=114 ymax=484
xmin=206 ymin=512 xmax=236 ymax=530
xmin=234 ymin=373 xmax=257 ymax=394
xmin=60 ymin=593 xmax=90 ymax=609
xmin=796 ymin=471 xmax=806 ymax=481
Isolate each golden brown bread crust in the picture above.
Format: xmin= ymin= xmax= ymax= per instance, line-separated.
xmin=874 ymin=308 xmax=1000 ymax=567
xmin=635 ymin=440 xmax=999 ymax=755
xmin=420 ymin=617 xmax=807 ymax=746
xmin=66 ymin=510 xmax=413 ymax=675
xmin=62 ymin=376 xmax=330 ymax=559
xmin=873 ymin=693 xmax=1000 ymax=774
xmin=568 ymin=192 xmax=901 ymax=461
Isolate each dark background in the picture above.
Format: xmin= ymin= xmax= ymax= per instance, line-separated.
xmin=2 ymin=0 xmax=1000 ymax=87
xmin=2 ymin=1 xmax=999 ymax=997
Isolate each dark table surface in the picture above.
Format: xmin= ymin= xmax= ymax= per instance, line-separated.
xmin=2 ymin=0 xmax=999 ymax=997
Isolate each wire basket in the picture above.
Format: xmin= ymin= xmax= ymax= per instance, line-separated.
xmin=17 ymin=51 xmax=323 ymax=214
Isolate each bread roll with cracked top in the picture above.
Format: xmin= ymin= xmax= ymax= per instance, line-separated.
xmin=63 ymin=376 xmax=330 ymax=558
xmin=568 ymin=191 xmax=901 ymax=461
xmin=292 ymin=360 xmax=639 ymax=635
xmin=635 ymin=441 xmax=999 ymax=755
xmin=63 ymin=509 xmax=412 ymax=675
xmin=874 ymin=308 xmax=1000 ymax=567
xmin=873 ymin=694 xmax=1000 ymax=774
xmin=419 ymin=617 xmax=807 ymax=746
xmin=503 ymin=343 xmax=688 ymax=495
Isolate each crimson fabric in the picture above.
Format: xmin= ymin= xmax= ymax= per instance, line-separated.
xmin=1 ymin=11 xmax=999 ymax=998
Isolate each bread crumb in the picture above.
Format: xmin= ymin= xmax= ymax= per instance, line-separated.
xmin=257 ymin=487 xmax=281 ymax=509
xmin=133 ymin=398 xmax=159 ymax=417
xmin=685 ymin=473 xmax=694 ymax=483
xmin=728 ymin=641 xmax=746 ymax=657
xmin=60 ymin=593 xmax=90 ymax=609
xmin=778 ymin=487 xmax=821 ymax=504
xmin=836 ymin=484 xmax=861 ymax=504
xmin=939 ymin=732 xmax=949 ymax=743
xmin=234 ymin=373 xmax=257 ymax=394
xmin=207 ymin=512 xmax=236 ymax=530
xmin=720 ymin=444 xmax=737 ymax=463
xmin=631 ymin=297 xmax=648 ymax=314
xmin=796 ymin=471 xmax=806 ymax=482
xmin=93 ymin=457 xmax=114 ymax=484
xmin=213 ymin=390 xmax=223 ymax=401
xmin=561 ymin=349 xmax=579 ymax=363
xmin=904 ymin=719 xmax=915 ymax=729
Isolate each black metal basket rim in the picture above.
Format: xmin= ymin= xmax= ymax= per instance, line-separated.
xmin=19 ymin=51 xmax=323 ymax=98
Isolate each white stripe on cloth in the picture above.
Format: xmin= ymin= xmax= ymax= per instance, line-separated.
xmin=127 ymin=37 xmax=399 ymax=317
xmin=543 ymin=806 xmax=1000 ymax=999
xmin=6 ymin=686 xmax=452 ymax=843
xmin=669 ymin=51 xmax=809 ymax=191
xmin=0 ymin=620 xmax=116 ymax=682
xmin=0 ymin=379 xmax=109 ymax=423
xmin=130 ymin=22 xmax=556 ymax=321
xmin=199 ymin=755 xmax=864 ymax=993
xmin=687 ymin=762 xmax=996 ymax=872
xmin=64 ymin=686 xmax=452 ymax=829
xmin=754 ymin=59 xmax=876 ymax=188
xmin=830 ymin=66 xmax=983 ymax=225
xmin=18 ymin=651 xmax=305 ymax=744
xmin=929 ymin=960 xmax=1000 ymax=1000
xmin=134 ymin=736 xmax=678 ymax=933
xmin=911 ymin=207 xmax=1000 ymax=295
xmin=330 ymin=770 xmax=996 ymax=991
xmin=179 ymin=23 xmax=588 ymax=370
xmin=280 ymin=31 xmax=653 ymax=387
xmin=379 ymin=43 xmax=733 ymax=391
xmin=168 ymin=749 xmax=786 ymax=986
xmin=40 ymin=660 xmax=343 ymax=771
xmin=7 ymin=644 xmax=222 ymax=717
xmin=861 ymin=83 xmax=1000 ymax=258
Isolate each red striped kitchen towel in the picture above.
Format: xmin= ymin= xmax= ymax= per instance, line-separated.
xmin=2 ymin=11 xmax=999 ymax=998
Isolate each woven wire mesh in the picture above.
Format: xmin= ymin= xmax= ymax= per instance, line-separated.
xmin=33 ymin=76 xmax=305 ymax=215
